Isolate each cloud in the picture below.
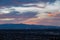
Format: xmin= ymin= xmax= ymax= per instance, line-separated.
xmin=0 ymin=0 xmax=57 ymax=14
xmin=0 ymin=0 xmax=60 ymax=26
xmin=0 ymin=18 xmax=15 ymax=21
xmin=0 ymin=0 xmax=59 ymax=15
xmin=0 ymin=0 xmax=52 ymax=6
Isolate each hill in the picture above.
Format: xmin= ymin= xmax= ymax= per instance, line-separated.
xmin=0 ymin=24 xmax=60 ymax=29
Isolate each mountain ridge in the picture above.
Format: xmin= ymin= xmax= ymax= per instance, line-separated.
xmin=0 ymin=24 xmax=60 ymax=29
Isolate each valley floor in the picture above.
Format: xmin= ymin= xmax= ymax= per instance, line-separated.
xmin=0 ymin=29 xmax=60 ymax=40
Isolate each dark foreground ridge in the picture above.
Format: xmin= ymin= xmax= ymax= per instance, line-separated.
xmin=0 ymin=24 xmax=60 ymax=29
xmin=0 ymin=24 xmax=60 ymax=40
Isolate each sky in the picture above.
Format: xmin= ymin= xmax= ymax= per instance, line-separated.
xmin=0 ymin=0 xmax=60 ymax=26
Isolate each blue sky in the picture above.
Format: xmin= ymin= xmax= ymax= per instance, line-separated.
xmin=0 ymin=0 xmax=60 ymax=26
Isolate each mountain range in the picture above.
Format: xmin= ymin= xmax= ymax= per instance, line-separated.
xmin=0 ymin=24 xmax=60 ymax=30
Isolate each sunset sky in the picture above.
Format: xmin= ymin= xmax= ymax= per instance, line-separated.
xmin=0 ymin=0 xmax=60 ymax=26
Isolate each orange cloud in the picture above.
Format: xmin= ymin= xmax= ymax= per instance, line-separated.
xmin=48 ymin=12 xmax=60 ymax=17
xmin=48 ymin=12 xmax=53 ymax=17
xmin=23 ymin=18 xmax=40 ymax=24
xmin=24 ymin=21 xmax=38 ymax=24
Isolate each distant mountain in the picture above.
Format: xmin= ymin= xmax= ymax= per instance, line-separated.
xmin=0 ymin=24 xmax=60 ymax=29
